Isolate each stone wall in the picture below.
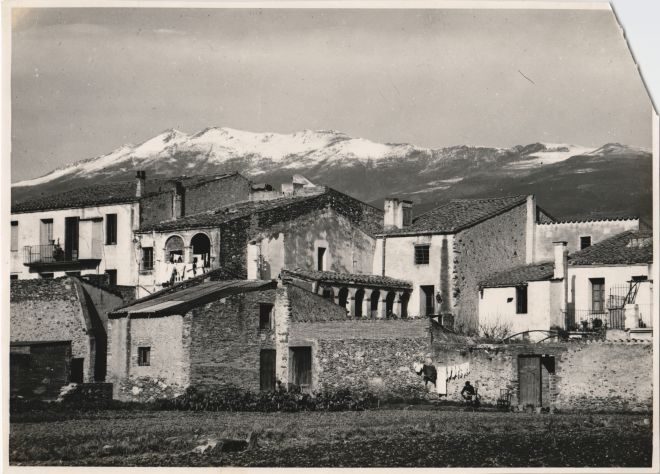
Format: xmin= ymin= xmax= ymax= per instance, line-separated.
xmin=184 ymin=174 xmax=251 ymax=216
xmin=188 ymin=290 xmax=280 ymax=391
xmin=453 ymin=203 xmax=528 ymax=332
xmin=432 ymin=341 xmax=652 ymax=412
xmin=291 ymin=319 xmax=430 ymax=398
xmin=10 ymin=278 xmax=96 ymax=383
xmin=108 ymin=313 xmax=192 ymax=401
xmin=139 ymin=191 xmax=176 ymax=229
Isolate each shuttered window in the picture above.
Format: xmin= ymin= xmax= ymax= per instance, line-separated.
xmin=10 ymin=221 xmax=18 ymax=251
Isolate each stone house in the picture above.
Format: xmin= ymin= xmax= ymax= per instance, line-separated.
xmin=107 ymin=276 xmax=429 ymax=401
xmin=375 ymin=195 xmax=643 ymax=333
xmin=10 ymin=277 xmax=125 ymax=399
xmin=10 ymin=171 xmax=251 ymax=285
xmin=478 ymin=230 xmax=653 ymax=339
xmin=133 ymin=185 xmax=383 ymax=297
xmin=374 ymin=195 xmax=535 ymax=331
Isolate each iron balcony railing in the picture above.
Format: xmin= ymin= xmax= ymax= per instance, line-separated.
xmin=563 ymin=309 xmax=624 ymax=331
xmin=23 ymin=244 xmax=78 ymax=265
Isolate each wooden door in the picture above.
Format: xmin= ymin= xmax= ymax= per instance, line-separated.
xmin=259 ymin=349 xmax=276 ymax=391
xmin=65 ymin=217 xmax=79 ymax=260
xmin=290 ymin=347 xmax=312 ymax=393
xmin=518 ymin=355 xmax=541 ymax=407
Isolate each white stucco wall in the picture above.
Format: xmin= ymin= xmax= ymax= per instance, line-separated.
xmin=534 ymin=219 xmax=639 ymax=261
xmin=134 ymin=228 xmax=221 ymax=297
xmin=568 ymin=264 xmax=653 ymax=319
xmin=478 ymin=280 xmax=564 ymax=340
xmin=374 ymin=234 xmax=453 ymax=317
xmin=10 ymin=202 xmax=139 ymax=285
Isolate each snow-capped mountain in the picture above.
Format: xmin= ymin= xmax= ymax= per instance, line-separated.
xmin=11 ymin=128 xmax=652 ymax=222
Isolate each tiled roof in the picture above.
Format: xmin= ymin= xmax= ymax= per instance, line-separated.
xmin=537 ymin=216 xmax=638 ymax=225
xmin=479 ymin=262 xmax=555 ymax=288
xmin=282 ymin=268 xmax=412 ymax=289
xmin=139 ymin=187 xmax=384 ymax=237
xmin=11 ymin=172 xmax=243 ymax=213
xmin=379 ymin=195 xmax=528 ymax=236
xmin=12 ymin=181 xmax=141 ymax=213
xmin=568 ymin=230 xmax=653 ymax=266
xmin=140 ymin=193 xmax=325 ymax=232
xmin=109 ymin=279 xmax=277 ymax=318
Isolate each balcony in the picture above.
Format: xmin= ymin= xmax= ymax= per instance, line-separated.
xmin=23 ymin=243 xmax=101 ymax=270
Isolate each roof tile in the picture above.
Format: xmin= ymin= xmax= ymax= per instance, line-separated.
xmin=380 ymin=195 xmax=528 ymax=236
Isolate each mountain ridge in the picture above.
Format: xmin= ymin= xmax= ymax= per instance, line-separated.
xmin=11 ymin=127 xmax=652 ymax=223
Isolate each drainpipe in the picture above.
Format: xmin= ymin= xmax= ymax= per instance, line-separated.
xmin=381 ymin=236 xmax=387 ymax=276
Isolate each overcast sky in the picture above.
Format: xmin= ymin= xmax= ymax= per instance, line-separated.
xmin=11 ymin=7 xmax=653 ymax=182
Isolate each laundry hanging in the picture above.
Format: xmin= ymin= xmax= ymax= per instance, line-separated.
xmin=436 ymin=365 xmax=447 ymax=395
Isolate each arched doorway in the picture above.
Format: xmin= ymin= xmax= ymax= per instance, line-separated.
xmin=385 ymin=291 xmax=397 ymax=318
xmin=190 ymin=233 xmax=211 ymax=273
xmin=354 ymin=289 xmax=365 ymax=318
xmin=164 ymin=235 xmax=185 ymax=263
xmin=370 ymin=290 xmax=380 ymax=318
xmin=400 ymin=292 xmax=410 ymax=319
xmin=338 ymin=287 xmax=349 ymax=311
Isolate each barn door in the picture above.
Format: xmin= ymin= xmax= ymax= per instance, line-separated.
xmin=290 ymin=347 xmax=312 ymax=393
xmin=518 ymin=355 xmax=541 ymax=407
xmin=259 ymin=349 xmax=276 ymax=391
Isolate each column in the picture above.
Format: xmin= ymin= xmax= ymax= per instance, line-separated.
xmin=348 ymin=288 xmax=357 ymax=317
xmin=363 ymin=289 xmax=373 ymax=319
xmin=393 ymin=291 xmax=403 ymax=318
xmin=379 ymin=293 xmax=388 ymax=319
xmin=332 ymin=286 xmax=341 ymax=307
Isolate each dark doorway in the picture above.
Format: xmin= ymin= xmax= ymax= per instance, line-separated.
xmin=370 ymin=290 xmax=381 ymax=318
xmin=191 ymin=233 xmax=211 ymax=269
xmin=64 ymin=217 xmax=79 ymax=260
xmin=10 ymin=342 xmax=72 ymax=399
xmin=420 ymin=285 xmax=435 ymax=315
xmin=290 ymin=347 xmax=312 ymax=393
xmin=385 ymin=291 xmax=396 ymax=317
xmin=354 ymin=289 xmax=365 ymax=318
xmin=70 ymin=358 xmax=84 ymax=384
xmin=317 ymin=247 xmax=326 ymax=271
xmin=518 ymin=355 xmax=542 ymax=407
xmin=260 ymin=349 xmax=276 ymax=391
xmin=400 ymin=292 xmax=410 ymax=318
xmin=338 ymin=287 xmax=349 ymax=310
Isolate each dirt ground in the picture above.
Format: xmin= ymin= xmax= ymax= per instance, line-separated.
xmin=9 ymin=407 xmax=653 ymax=467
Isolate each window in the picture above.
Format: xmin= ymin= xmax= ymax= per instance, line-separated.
xmin=106 ymin=269 xmax=117 ymax=286
xmin=317 ymin=247 xmax=326 ymax=271
xmin=632 ymin=275 xmax=648 ymax=282
xmin=259 ymin=303 xmax=274 ymax=330
xmin=10 ymin=274 xmax=18 ymax=280
xmin=10 ymin=221 xmax=18 ymax=251
xmin=516 ymin=286 xmax=528 ymax=314
xmin=40 ymin=273 xmax=54 ymax=279
xmin=137 ymin=347 xmax=151 ymax=366
xmin=105 ymin=214 xmax=117 ymax=245
xmin=590 ymin=278 xmax=605 ymax=312
xmin=141 ymin=247 xmax=154 ymax=271
xmin=414 ymin=245 xmax=430 ymax=265
xmin=40 ymin=219 xmax=53 ymax=245
xmin=65 ymin=271 xmax=81 ymax=277
xmin=580 ymin=236 xmax=591 ymax=250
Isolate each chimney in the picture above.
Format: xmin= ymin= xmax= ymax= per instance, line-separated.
xmin=172 ymin=181 xmax=184 ymax=219
xmin=135 ymin=170 xmax=146 ymax=198
xmin=384 ymin=198 xmax=413 ymax=229
xmin=553 ymin=241 xmax=568 ymax=280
